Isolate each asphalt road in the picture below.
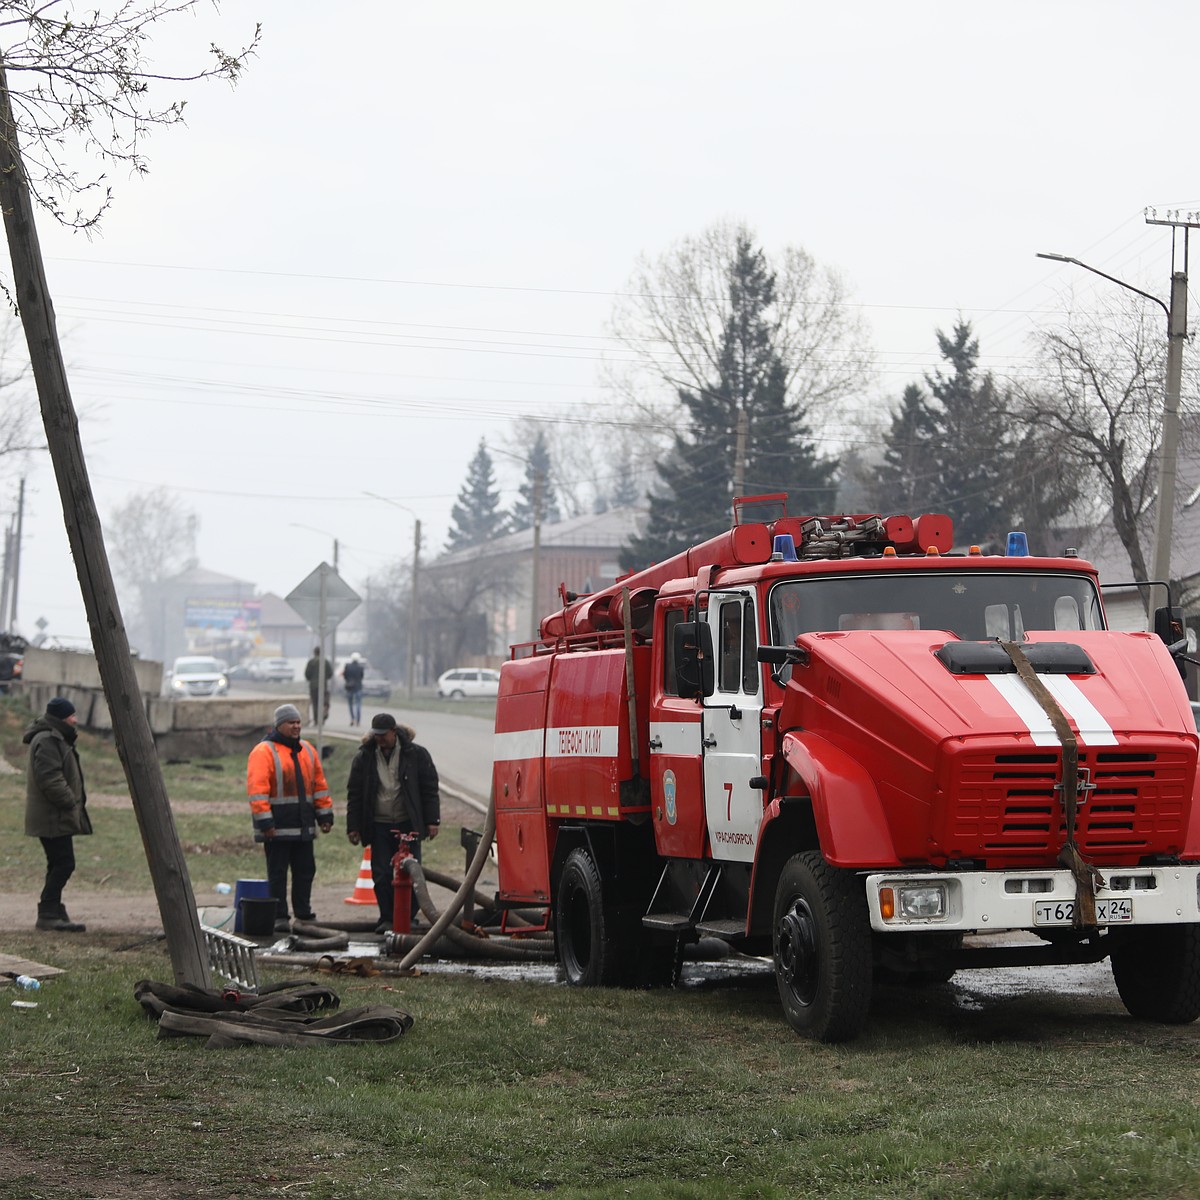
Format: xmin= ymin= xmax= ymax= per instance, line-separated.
xmin=321 ymin=698 xmax=495 ymax=803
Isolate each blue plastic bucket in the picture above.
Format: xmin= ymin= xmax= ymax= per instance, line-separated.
xmin=233 ymin=878 xmax=271 ymax=932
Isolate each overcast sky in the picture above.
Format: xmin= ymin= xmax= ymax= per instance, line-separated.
xmin=7 ymin=0 xmax=1199 ymax=648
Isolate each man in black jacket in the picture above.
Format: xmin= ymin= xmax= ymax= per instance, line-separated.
xmin=24 ymin=696 xmax=91 ymax=932
xmin=304 ymin=646 xmax=334 ymax=723
xmin=341 ymin=653 xmax=365 ymax=726
xmin=346 ymin=712 xmax=440 ymax=932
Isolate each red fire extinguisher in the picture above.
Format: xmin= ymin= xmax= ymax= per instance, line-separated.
xmin=391 ymin=832 xmax=418 ymax=934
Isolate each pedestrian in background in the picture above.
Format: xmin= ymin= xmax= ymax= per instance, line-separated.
xmin=342 ymin=652 xmax=365 ymax=726
xmin=246 ymin=703 xmax=334 ymax=931
xmin=24 ymin=696 xmax=90 ymax=932
xmin=346 ymin=712 xmax=440 ymax=933
xmin=304 ymin=645 xmax=334 ymax=724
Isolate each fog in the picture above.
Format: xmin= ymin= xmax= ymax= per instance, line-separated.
xmin=6 ymin=0 xmax=1196 ymax=647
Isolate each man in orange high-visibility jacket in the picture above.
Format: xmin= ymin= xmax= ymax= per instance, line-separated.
xmin=247 ymin=703 xmax=333 ymax=931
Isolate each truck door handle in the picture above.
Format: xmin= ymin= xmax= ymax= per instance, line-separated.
xmin=703 ymin=734 xmax=718 ymax=748
xmin=649 ymin=736 xmax=662 ymax=750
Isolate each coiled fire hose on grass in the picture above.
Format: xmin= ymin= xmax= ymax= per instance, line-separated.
xmin=271 ymin=790 xmax=552 ymax=964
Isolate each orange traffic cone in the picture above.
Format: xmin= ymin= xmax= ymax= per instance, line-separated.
xmin=344 ymin=847 xmax=377 ymax=905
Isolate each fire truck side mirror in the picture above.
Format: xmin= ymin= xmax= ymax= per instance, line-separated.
xmin=673 ymin=621 xmax=715 ymax=699
xmin=1153 ymin=605 xmax=1189 ymax=678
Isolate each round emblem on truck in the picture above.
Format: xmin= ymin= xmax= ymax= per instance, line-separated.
xmin=663 ymin=769 xmax=677 ymax=825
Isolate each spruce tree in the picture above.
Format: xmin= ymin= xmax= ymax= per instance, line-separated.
xmin=923 ymin=322 xmax=1013 ymax=547
xmin=878 ymin=322 xmax=1042 ymax=548
xmin=609 ymin=455 xmax=640 ymax=509
xmin=622 ymin=234 xmax=837 ymax=569
xmin=877 ymin=383 xmax=941 ymax=513
xmin=509 ymin=429 xmax=561 ymax=532
xmin=446 ymin=439 xmax=506 ymax=551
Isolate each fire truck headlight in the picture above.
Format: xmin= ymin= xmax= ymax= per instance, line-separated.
xmin=898 ymin=885 xmax=947 ymax=920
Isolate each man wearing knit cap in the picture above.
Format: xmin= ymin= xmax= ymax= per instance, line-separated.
xmin=23 ymin=697 xmax=91 ymax=932
xmin=246 ymin=703 xmax=334 ymax=931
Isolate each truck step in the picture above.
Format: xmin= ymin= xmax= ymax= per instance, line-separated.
xmin=641 ymin=914 xmax=692 ymax=933
xmin=695 ymin=919 xmax=747 ymax=939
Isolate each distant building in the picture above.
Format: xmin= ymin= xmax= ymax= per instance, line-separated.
xmin=140 ymin=566 xmax=257 ymax=665
xmin=420 ymin=506 xmax=643 ymax=673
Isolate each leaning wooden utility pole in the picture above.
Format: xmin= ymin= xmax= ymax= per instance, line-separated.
xmin=0 ymin=57 xmax=210 ymax=988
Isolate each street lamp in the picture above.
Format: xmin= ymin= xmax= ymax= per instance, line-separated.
xmin=363 ymin=492 xmax=421 ymax=699
xmin=1037 ymin=250 xmax=1188 ymax=591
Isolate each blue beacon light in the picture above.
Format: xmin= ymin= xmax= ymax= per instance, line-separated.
xmin=772 ymin=534 xmax=799 ymax=562
xmin=1006 ymin=531 xmax=1029 ymax=556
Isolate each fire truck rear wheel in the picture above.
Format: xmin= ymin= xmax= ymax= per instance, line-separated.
xmin=556 ymin=848 xmax=622 ymax=987
xmin=1110 ymin=924 xmax=1200 ymax=1024
xmin=773 ymin=851 xmax=873 ymax=1042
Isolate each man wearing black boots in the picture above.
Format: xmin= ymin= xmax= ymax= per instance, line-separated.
xmin=345 ymin=713 xmax=440 ymax=933
xmin=247 ymin=703 xmax=335 ymax=931
xmin=24 ymin=696 xmax=91 ymax=932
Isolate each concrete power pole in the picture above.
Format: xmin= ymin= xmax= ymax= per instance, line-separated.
xmin=1145 ymin=209 xmax=1200 ymax=589
xmin=0 ymin=522 xmax=11 ymax=634
xmin=407 ymin=518 xmax=420 ymax=699
xmin=0 ymin=61 xmax=210 ymax=987
xmin=734 ymin=407 xmax=748 ymax=499
xmin=9 ymin=476 xmax=23 ymax=632
xmin=530 ymin=468 xmax=542 ymax=641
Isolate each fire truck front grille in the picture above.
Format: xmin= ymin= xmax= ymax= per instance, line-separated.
xmin=943 ymin=749 xmax=1191 ymax=865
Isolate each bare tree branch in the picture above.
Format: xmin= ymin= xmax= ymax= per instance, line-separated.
xmin=1018 ymin=293 xmax=1171 ymax=580
xmin=0 ymin=1 xmax=259 ymax=230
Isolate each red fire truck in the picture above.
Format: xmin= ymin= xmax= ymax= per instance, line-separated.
xmin=491 ymin=495 xmax=1200 ymax=1041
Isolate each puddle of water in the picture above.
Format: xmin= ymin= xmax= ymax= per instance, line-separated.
xmin=950 ymin=959 xmax=1117 ymax=1002
xmin=249 ymin=927 xmax=1121 ymax=1008
xmin=418 ymin=960 xmax=563 ymax=984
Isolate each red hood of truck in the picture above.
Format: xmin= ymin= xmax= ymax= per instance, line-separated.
xmin=778 ymin=629 xmax=1198 ymax=867
xmin=780 ymin=629 xmax=1193 ymax=744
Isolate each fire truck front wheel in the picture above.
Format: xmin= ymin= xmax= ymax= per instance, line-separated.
xmin=1110 ymin=924 xmax=1200 ymax=1024
xmin=557 ymin=848 xmax=622 ymax=987
xmin=773 ymin=851 xmax=873 ymax=1042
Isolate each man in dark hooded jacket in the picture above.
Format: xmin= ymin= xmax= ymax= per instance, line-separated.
xmin=24 ymin=696 xmax=91 ymax=932
xmin=346 ymin=712 xmax=440 ymax=932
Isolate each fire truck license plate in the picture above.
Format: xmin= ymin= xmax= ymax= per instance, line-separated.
xmin=1033 ymin=897 xmax=1133 ymax=926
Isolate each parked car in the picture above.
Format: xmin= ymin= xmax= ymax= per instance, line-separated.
xmin=248 ymin=657 xmax=294 ymax=682
xmin=437 ymin=667 xmax=501 ymax=700
xmin=168 ymin=656 xmax=229 ymax=698
xmin=361 ymin=668 xmax=392 ymax=698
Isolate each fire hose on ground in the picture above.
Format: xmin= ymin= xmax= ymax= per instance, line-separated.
xmin=398 ymin=788 xmax=501 ymax=971
xmin=262 ymin=789 xmax=554 ymax=967
xmin=398 ymin=853 xmax=555 ymax=962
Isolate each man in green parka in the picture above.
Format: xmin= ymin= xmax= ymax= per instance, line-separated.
xmin=24 ymin=697 xmax=91 ymax=932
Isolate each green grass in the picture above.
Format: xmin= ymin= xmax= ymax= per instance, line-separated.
xmin=4 ymin=694 xmax=1200 ymax=1198
xmin=1 ymin=935 xmax=1199 ymax=1199
xmin=0 ymin=696 xmax=471 ymax=899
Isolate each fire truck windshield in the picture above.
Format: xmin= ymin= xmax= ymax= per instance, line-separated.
xmin=768 ymin=571 xmax=1105 ymax=646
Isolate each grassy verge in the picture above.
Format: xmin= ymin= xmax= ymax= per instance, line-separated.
xmin=0 ymin=696 xmax=472 ymax=898
xmin=2 ymin=933 xmax=1199 ymax=1200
